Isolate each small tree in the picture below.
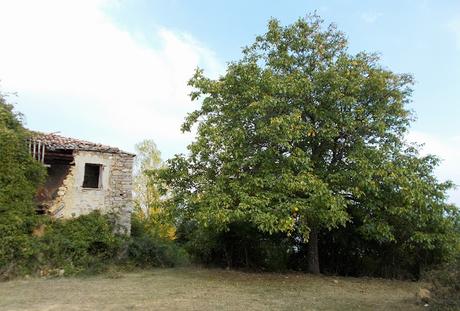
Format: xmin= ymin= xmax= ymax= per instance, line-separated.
xmin=159 ymin=15 xmax=458 ymax=274
xmin=133 ymin=139 xmax=162 ymax=217
xmin=133 ymin=139 xmax=175 ymax=239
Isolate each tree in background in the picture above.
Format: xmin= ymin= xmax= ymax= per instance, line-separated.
xmin=133 ymin=139 xmax=162 ymax=216
xmin=133 ymin=139 xmax=174 ymax=239
xmin=0 ymin=93 xmax=46 ymax=276
xmin=159 ymin=15 xmax=459 ymax=275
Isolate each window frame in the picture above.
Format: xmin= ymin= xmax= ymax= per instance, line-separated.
xmin=82 ymin=163 xmax=103 ymax=189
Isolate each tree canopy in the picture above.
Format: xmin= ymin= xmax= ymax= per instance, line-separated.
xmin=159 ymin=15 xmax=459 ymax=275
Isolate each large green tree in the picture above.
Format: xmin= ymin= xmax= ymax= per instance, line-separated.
xmin=159 ymin=16 xmax=458 ymax=274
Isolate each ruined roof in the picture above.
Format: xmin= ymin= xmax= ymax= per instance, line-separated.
xmin=31 ymin=132 xmax=134 ymax=155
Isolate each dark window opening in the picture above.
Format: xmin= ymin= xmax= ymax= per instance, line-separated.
xmin=36 ymin=204 xmax=46 ymax=215
xmin=83 ymin=163 xmax=101 ymax=188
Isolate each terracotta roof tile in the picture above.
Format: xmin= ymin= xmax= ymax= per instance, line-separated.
xmin=31 ymin=132 xmax=134 ymax=155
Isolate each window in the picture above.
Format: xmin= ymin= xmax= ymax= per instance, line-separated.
xmin=82 ymin=163 xmax=102 ymax=188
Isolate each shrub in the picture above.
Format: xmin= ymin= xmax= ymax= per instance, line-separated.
xmin=0 ymin=222 xmax=38 ymax=279
xmin=2 ymin=211 xmax=126 ymax=279
xmin=426 ymin=256 xmax=460 ymax=310
xmin=128 ymin=214 xmax=188 ymax=268
xmin=34 ymin=212 xmax=126 ymax=275
xmin=178 ymin=221 xmax=291 ymax=271
xmin=0 ymin=95 xmax=46 ymax=279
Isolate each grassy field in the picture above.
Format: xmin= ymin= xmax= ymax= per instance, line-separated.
xmin=0 ymin=268 xmax=425 ymax=311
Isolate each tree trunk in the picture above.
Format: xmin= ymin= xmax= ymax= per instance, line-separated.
xmin=224 ymin=245 xmax=232 ymax=269
xmin=244 ymin=246 xmax=249 ymax=269
xmin=307 ymin=226 xmax=320 ymax=274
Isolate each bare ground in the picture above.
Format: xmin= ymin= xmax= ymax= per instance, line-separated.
xmin=0 ymin=268 xmax=425 ymax=311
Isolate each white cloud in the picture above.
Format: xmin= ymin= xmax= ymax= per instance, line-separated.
xmin=0 ymin=0 xmax=223 ymax=158
xmin=407 ymin=131 xmax=460 ymax=205
xmin=448 ymin=16 xmax=460 ymax=50
xmin=360 ymin=11 xmax=383 ymax=24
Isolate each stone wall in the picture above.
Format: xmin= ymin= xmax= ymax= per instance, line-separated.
xmin=107 ymin=152 xmax=134 ymax=234
xmin=47 ymin=150 xmax=134 ymax=234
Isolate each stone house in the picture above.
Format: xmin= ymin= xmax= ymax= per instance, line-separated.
xmin=30 ymin=132 xmax=135 ymax=234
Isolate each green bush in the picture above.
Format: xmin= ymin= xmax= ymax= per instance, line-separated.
xmin=34 ymin=212 xmax=126 ymax=275
xmin=426 ymin=256 xmax=460 ymax=310
xmin=0 ymin=95 xmax=46 ymax=279
xmin=128 ymin=214 xmax=189 ymax=268
xmin=0 ymin=221 xmax=38 ymax=278
xmin=178 ymin=221 xmax=291 ymax=271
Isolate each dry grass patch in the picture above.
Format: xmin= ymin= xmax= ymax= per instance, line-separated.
xmin=0 ymin=268 xmax=425 ymax=311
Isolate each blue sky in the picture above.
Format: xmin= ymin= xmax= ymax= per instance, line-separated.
xmin=108 ymin=0 xmax=460 ymax=134
xmin=0 ymin=0 xmax=459 ymax=204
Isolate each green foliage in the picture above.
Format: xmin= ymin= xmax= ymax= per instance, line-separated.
xmin=128 ymin=213 xmax=189 ymax=267
xmin=159 ymin=15 xmax=459 ymax=275
xmin=2 ymin=211 xmax=126 ymax=279
xmin=133 ymin=139 xmax=176 ymax=239
xmin=133 ymin=139 xmax=163 ymax=215
xmin=315 ymin=147 xmax=460 ymax=278
xmin=426 ymin=256 xmax=460 ymax=310
xmin=35 ymin=212 xmax=126 ymax=275
xmin=178 ymin=221 xmax=291 ymax=271
xmin=0 ymin=93 xmax=46 ymax=278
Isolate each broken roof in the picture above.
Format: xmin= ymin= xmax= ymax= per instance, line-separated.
xmin=31 ymin=132 xmax=134 ymax=156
